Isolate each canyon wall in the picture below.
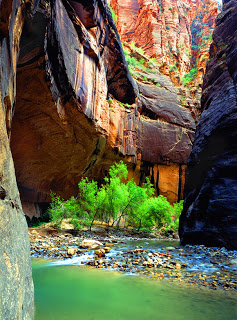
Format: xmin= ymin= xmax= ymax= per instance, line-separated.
xmin=110 ymin=0 xmax=219 ymax=82
xmin=134 ymin=63 xmax=196 ymax=203
xmin=0 ymin=0 xmax=35 ymax=318
xmin=10 ymin=0 xmax=198 ymax=216
xmin=11 ymin=0 xmax=140 ymax=216
xmin=179 ymin=0 xmax=237 ymax=250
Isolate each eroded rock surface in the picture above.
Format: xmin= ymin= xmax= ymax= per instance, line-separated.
xmin=179 ymin=0 xmax=237 ymax=250
xmin=11 ymin=0 xmax=139 ymax=214
xmin=0 ymin=0 xmax=34 ymax=318
xmin=110 ymin=0 xmax=219 ymax=81
xmin=9 ymin=0 xmax=197 ymax=211
xmin=137 ymin=74 xmax=195 ymax=202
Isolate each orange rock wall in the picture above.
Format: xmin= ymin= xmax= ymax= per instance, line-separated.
xmin=110 ymin=0 xmax=219 ymax=78
xmin=10 ymin=0 xmax=139 ymax=210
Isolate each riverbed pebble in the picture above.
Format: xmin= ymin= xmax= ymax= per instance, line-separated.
xmin=29 ymin=229 xmax=237 ymax=292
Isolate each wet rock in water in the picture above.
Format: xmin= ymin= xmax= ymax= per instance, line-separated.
xmin=228 ymin=259 xmax=237 ymax=268
xmin=67 ymin=248 xmax=77 ymax=255
xmin=166 ymin=247 xmax=176 ymax=251
xmin=175 ymin=263 xmax=181 ymax=270
xmin=147 ymin=259 xmax=154 ymax=267
xmin=80 ymin=239 xmax=103 ymax=249
xmin=104 ymin=242 xmax=114 ymax=247
xmin=103 ymin=247 xmax=111 ymax=253
xmin=94 ymin=249 xmax=106 ymax=257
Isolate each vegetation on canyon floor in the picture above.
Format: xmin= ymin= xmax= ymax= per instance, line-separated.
xmin=47 ymin=162 xmax=183 ymax=235
xmin=182 ymin=67 xmax=198 ymax=86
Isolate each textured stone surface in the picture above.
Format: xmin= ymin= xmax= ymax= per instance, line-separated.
xmin=0 ymin=0 xmax=34 ymax=318
xmin=11 ymin=0 xmax=139 ymax=208
xmin=110 ymin=0 xmax=219 ymax=81
xmin=4 ymin=0 xmax=197 ymax=228
xmin=10 ymin=0 xmax=196 ymax=208
xmin=135 ymin=68 xmax=195 ymax=202
xmin=179 ymin=0 xmax=237 ymax=250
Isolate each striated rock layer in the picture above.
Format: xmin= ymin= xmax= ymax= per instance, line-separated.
xmin=9 ymin=0 xmax=196 ymax=214
xmin=11 ymin=0 xmax=139 ymax=216
xmin=0 ymin=0 xmax=34 ymax=318
xmin=110 ymin=0 xmax=219 ymax=81
xmin=179 ymin=0 xmax=237 ymax=250
xmin=136 ymin=69 xmax=195 ymax=203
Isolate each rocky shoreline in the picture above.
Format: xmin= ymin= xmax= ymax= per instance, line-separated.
xmin=29 ymin=228 xmax=237 ymax=292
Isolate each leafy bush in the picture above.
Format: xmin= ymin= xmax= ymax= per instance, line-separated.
xmin=48 ymin=162 xmax=183 ymax=233
xmin=130 ymin=41 xmax=145 ymax=55
xmin=182 ymin=67 xmax=197 ymax=85
xmin=108 ymin=4 xmax=118 ymax=22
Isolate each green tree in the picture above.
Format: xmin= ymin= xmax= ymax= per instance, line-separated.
xmin=48 ymin=194 xmax=80 ymax=228
xmin=48 ymin=161 xmax=183 ymax=234
xmin=102 ymin=161 xmax=128 ymax=229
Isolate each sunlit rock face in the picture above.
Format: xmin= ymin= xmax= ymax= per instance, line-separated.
xmin=0 ymin=0 xmax=34 ymax=318
xmin=110 ymin=0 xmax=219 ymax=81
xmin=179 ymin=0 xmax=237 ymax=250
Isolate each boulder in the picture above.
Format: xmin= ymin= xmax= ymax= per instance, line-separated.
xmin=94 ymin=249 xmax=106 ymax=256
xmin=80 ymin=239 xmax=103 ymax=249
xmin=67 ymin=248 xmax=77 ymax=255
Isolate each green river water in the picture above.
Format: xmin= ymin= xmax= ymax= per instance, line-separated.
xmin=33 ymin=259 xmax=237 ymax=320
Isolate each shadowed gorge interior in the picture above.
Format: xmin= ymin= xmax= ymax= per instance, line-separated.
xmin=11 ymin=0 xmax=200 ymax=218
xmin=0 ymin=0 xmax=236 ymax=319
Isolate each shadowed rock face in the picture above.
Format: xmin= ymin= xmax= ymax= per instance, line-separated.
xmin=0 ymin=1 xmax=35 ymax=318
xmin=137 ymin=74 xmax=195 ymax=203
xmin=179 ymin=0 xmax=237 ymax=250
xmin=9 ymin=0 xmax=197 ymax=211
xmin=11 ymin=0 xmax=139 ymax=213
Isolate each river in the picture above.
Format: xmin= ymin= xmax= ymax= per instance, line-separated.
xmin=33 ymin=244 xmax=237 ymax=320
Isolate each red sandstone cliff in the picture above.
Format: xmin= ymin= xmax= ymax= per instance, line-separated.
xmin=110 ymin=0 xmax=219 ymax=82
xmin=2 ymin=0 xmax=199 ymax=225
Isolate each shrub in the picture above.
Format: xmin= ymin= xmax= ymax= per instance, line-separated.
xmin=182 ymin=67 xmax=197 ymax=85
xmin=48 ymin=162 xmax=183 ymax=233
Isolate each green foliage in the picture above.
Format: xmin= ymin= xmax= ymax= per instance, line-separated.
xmin=122 ymin=43 xmax=159 ymax=76
xmin=169 ymin=65 xmax=177 ymax=72
xmin=182 ymin=67 xmax=197 ymax=86
xmin=108 ymin=4 xmax=118 ymax=22
xmin=170 ymin=200 xmax=184 ymax=231
xmin=126 ymin=55 xmax=140 ymax=67
xmin=130 ymin=41 xmax=145 ymax=55
xmin=48 ymin=194 xmax=81 ymax=228
xmin=48 ymin=162 xmax=183 ymax=234
xmin=149 ymin=57 xmax=158 ymax=64
xmin=123 ymin=47 xmax=130 ymax=56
